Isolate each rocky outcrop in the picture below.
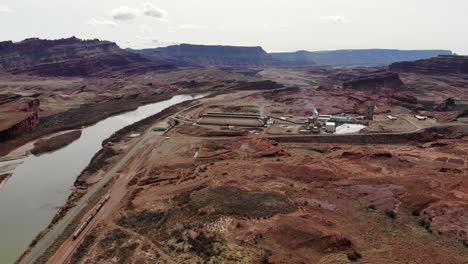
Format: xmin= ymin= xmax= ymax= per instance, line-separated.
xmin=0 ymin=111 xmax=39 ymax=142
xmin=0 ymin=94 xmax=22 ymax=105
xmin=271 ymin=49 xmax=452 ymax=67
xmin=0 ymin=97 xmax=40 ymax=142
xmin=133 ymin=44 xmax=279 ymax=67
xmin=434 ymin=98 xmax=457 ymax=112
xmin=343 ymin=71 xmax=403 ymax=91
xmin=0 ymin=37 xmax=175 ymax=77
xmin=17 ymin=98 xmax=40 ymax=112
xmin=389 ymin=55 xmax=468 ymax=75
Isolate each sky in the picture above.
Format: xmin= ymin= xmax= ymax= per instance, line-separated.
xmin=0 ymin=0 xmax=467 ymax=54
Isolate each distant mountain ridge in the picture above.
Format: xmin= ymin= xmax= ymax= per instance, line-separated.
xmin=132 ymin=44 xmax=279 ymax=67
xmin=0 ymin=37 xmax=456 ymax=77
xmin=0 ymin=37 xmax=174 ymax=77
xmin=133 ymin=44 xmax=452 ymax=67
xmin=270 ymin=49 xmax=453 ymax=67
xmin=389 ymin=55 xmax=468 ymax=75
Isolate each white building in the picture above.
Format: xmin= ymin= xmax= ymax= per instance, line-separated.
xmin=325 ymin=122 xmax=336 ymax=133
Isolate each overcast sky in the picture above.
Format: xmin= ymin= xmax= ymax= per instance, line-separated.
xmin=0 ymin=0 xmax=467 ymax=53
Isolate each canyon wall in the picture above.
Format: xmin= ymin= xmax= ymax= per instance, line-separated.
xmin=343 ymin=71 xmax=403 ymax=91
xmin=389 ymin=55 xmax=468 ymax=75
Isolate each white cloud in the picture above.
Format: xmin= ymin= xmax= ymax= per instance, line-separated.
xmin=111 ymin=3 xmax=167 ymax=21
xmin=86 ymin=18 xmax=119 ymax=28
xmin=111 ymin=6 xmax=139 ymax=20
xmin=178 ymin=24 xmax=209 ymax=30
xmin=320 ymin=16 xmax=351 ymax=24
xmin=142 ymin=2 xmax=166 ymax=19
xmin=0 ymin=6 xmax=13 ymax=13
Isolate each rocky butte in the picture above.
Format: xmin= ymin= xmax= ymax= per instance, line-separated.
xmin=133 ymin=44 xmax=280 ymax=67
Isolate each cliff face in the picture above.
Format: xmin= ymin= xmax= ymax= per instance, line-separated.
xmin=133 ymin=44 xmax=279 ymax=67
xmin=389 ymin=55 xmax=468 ymax=75
xmin=0 ymin=37 xmax=175 ymax=77
xmin=343 ymin=71 xmax=403 ymax=91
xmin=0 ymin=112 xmax=39 ymax=142
xmin=0 ymin=97 xmax=40 ymax=142
xmin=271 ymin=49 xmax=452 ymax=67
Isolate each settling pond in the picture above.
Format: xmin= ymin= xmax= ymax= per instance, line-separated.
xmin=0 ymin=94 xmax=203 ymax=263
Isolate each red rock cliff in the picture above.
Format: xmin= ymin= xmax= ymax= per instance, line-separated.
xmin=389 ymin=55 xmax=468 ymax=75
xmin=343 ymin=71 xmax=403 ymax=91
xmin=0 ymin=97 xmax=40 ymax=142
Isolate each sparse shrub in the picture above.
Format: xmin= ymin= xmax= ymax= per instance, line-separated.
xmin=366 ymin=204 xmax=376 ymax=211
xmin=385 ymin=210 xmax=397 ymax=219
xmin=100 ymin=229 xmax=129 ymax=247
xmin=347 ymin=251 xmax=362 ymax=262
xmin=418 ymin=218 xmax=432 ymax=233
xmin=462 ymin=240 xmax=468 ymax=248
xmin=204 ymin=141 xmax=225 ymax=151
xmin=187 ymin=232 xmax=221 ymax=257
xmin=71 ymin=233 xmax=96 ymax=263
xmin=261 ymin=249 xmax=272 ymax=264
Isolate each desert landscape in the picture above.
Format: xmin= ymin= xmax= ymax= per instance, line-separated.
xmin=0 ymin=18 xmax=467 ymax=264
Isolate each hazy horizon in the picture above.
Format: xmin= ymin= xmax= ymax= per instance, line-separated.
xmin=0 ymin=0 xmax=467 ymax=54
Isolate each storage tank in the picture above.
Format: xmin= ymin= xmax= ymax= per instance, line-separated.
xmin=325 ymin=122 xmax=336 ymax=133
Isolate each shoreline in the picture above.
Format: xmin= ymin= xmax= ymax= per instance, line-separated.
xmin=0 ymin=173 xmax=12 ymax=190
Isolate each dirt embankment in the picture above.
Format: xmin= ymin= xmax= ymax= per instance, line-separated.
xmin=31 ymin=130 xmax=82 ymax=155
xmin=0 ymin=173 xmax=12 ymax=186
xmin=0 ymin=97 xmax=40 ymax=143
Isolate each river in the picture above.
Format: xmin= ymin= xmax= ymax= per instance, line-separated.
xmin=0 ymin=94 xmax=203 ymax=263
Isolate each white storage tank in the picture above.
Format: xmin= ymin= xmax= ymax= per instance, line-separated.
xmin=325 ymin=122 xmax=336 ymax=133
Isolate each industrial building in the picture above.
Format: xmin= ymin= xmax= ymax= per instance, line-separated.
xmin=365 ymin=101 xmax=376 ymax=120
xmin=325 ymin=122 xmax=336 ymax=133
xmin=197 ymin=112 xmax=269 ymax=127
